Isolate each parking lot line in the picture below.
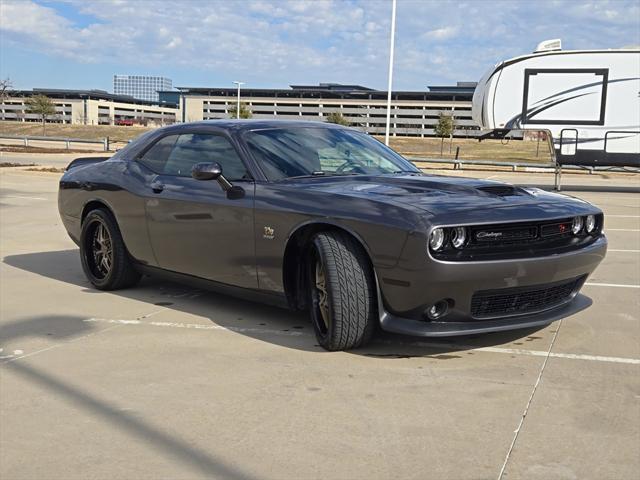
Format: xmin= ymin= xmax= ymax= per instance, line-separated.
xmin=606 ymin=228 xmax=640 ymax=232
xmin=81 ymin=317 xmax=640 ymax=365
xmin=606 ymin=215 xmax=640 ymax=218
xmin=608 ymin=249 xmax=640 ymax=253
xmin=497 ymin=317 xmax=561 ymax=480
xmin=585 ymin=282 xmax=640 ymax=289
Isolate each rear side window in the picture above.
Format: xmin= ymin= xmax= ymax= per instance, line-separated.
xmin=138 ymin=134 xmax=179 ymax=173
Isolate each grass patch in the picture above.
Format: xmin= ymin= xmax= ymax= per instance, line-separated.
xmin=25 ymin=166 xmax=66 ymax=173
xmin=381 ymin=136 xmax=554 ymax=165
xmin=0 ymin=120 xmax=152 ymax=143
xmin=0 ymin=162 xmax=37 ymax=167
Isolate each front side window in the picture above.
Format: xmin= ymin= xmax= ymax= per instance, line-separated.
xmin=139 ymin=133 xmax=249 ymax=180
xmin=244 ymin=127 xmax=420 ymax=181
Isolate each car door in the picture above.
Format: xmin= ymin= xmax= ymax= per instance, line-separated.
xmin=139 ymin=131 xmax=257 ymax=289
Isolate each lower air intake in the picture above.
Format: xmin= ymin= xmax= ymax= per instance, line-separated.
xmin=470 ymin=276 xmax=585 ymax=319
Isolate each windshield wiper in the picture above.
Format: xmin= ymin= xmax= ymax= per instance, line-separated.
xmin=281 ymin=171 xmax=327 ymax=180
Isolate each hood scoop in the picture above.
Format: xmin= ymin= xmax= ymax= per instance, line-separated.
xmin=476 ymin=185 xmax=524 ymax=197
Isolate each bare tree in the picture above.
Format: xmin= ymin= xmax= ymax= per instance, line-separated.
xmin=25 ymin=94 xmax=56 ymax=135
xmin=0 ymin=77 xmax=13 ymax=102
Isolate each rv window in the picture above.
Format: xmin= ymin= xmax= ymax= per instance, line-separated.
xmin=560 ymin=129 xmax=578 ymax=156
xmin=522 ymin=69 xmax=608 ymax=126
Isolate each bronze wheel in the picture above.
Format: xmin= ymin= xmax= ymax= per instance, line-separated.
xmin=314 ymin=258 xmax=331 ymax=335
xmin=80 ymin=209 xmax=141 ymax=290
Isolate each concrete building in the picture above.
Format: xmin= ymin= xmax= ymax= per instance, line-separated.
xmin=0 ymin=89 xmax=178 ymax=126
xmin=160 ymin=82 xmax=479 ymax=137
xmin=113 ymin=75 xmax=172 ymax=102
xmin=1 ymin=82 xmax=479 ymax=136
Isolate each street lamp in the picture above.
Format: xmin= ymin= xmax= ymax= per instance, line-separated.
xmin=384 ymin=0 xmax=397 ymax=146
xmin=232 ymin=81 xmax=245 ymax=119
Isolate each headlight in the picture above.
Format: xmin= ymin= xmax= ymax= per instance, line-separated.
xmin=585 ymin=215 xmax=596 ymax=233
xmin=571 ymin=216 xmax=583 ymax=235
xmin=451 ymin=227 xmax=466 ymax=249
xmin=429 ymin=228 xmax=445 ymax=251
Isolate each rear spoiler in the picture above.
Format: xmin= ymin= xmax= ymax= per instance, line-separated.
xmin=66 ymin=157 xmax=110 ymax=171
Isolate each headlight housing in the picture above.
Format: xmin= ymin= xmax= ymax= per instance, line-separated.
xmin=585 ymin=214 xmax=596 ymax=233
xmin=571 ymin=216 xmax=583 ymax=235
xmin=451 ymin=227 xmax=467 ymax=249
xmin=429 ymin=228 xmax=445 ymax=251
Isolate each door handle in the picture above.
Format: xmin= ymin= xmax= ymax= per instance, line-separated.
xmin=150 ymin=181 xmax=164 ymax=193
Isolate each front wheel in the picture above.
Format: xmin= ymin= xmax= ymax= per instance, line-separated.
xmin=80 ymin=209 xmax=141 ymax=290
xmin=308 ymin=231 xmax=377 ymax=351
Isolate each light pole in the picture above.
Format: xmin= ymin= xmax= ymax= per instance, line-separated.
xmin=232 ymin=81 xmax=245 ymax=119
xmin=384 ymin=0 xmax=397 ymax=146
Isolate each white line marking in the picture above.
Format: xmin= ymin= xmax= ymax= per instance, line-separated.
xmin=608 ymin=249 xmax=640 ymax=253
xmin=607 ymin=215 xmax=640 ymax=218
xmin=83 ymin=318 xmax=640 ymax=365
xmin=1 ymin=324 xmax=121 ymax=364
xmin=607 ymin=228 xmax=640 ymax=232
xmin=585 ymin=282 xmax=640 ymax=289
xmin=2 ymin=195 xmax=47 ymax=201
xmin=497 ymin=319 xmax=563 ymax=480
xmin=84 ymin=318 xmax=304 ymax=337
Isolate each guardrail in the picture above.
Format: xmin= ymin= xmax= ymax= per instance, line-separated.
xmin=406 ymin=156 xmax=639 ymax=191
xmin=0 ymin=134 xmax=110 ymax=151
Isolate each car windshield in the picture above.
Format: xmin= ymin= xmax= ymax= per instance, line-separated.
xmin=244 ymin=127 xmax=421 ymax=181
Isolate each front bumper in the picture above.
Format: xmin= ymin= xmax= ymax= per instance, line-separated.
xmin=376 ymin=235 xmax=607 ymax=337
xmin=380 ymin=293 xmax=591 ymax=337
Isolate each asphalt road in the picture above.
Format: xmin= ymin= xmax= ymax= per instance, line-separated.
xmin=0 ymin=166 xmax=638 ymax=479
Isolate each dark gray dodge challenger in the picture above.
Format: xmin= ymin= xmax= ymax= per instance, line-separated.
xmin=58 ymin=120 xmax=607 ymax=351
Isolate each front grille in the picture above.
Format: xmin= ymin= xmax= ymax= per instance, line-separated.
xmin=431 ymin=214 xmax=604 ymax=262
xmin=470 ymin=276 xmax=585 ymax=319
xmin=474 ymin=225 xmax=537 ymax=243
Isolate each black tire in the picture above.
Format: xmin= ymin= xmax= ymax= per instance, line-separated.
xmin=80 ymin=209 xmax=141 ymax=290
xmin=308 ymin=231 xmax=377 ymax=351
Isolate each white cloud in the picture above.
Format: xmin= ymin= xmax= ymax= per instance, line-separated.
xmin=424 ymin=26 xmax=459 ymax=40
xmin=0 ymin=0 xmax=638 ymax=89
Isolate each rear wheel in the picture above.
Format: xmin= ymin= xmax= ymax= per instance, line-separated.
xmin=308 ymin=231 xmax=377 ymax=351
xmin=80 ymin=209 xmax=141 ymax=290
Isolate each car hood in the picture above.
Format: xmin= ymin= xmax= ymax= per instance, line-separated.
xmin=284 ymin=174 xmax=582 ymax=215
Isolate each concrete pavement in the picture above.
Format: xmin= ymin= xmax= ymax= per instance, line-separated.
xmin=0 ymin=166 xmax=638 ymax=479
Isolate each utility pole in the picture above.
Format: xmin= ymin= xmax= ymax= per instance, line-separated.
xmin=384 ymin=0 xmax=397 ymax=146
xmin=232 ymin=81 xmax=245 ymax=119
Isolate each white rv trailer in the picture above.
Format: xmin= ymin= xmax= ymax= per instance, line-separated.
xmin=472 ymin=41 xmax=640 ymax=167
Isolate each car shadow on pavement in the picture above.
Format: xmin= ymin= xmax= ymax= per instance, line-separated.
xmin=0 ymin=314 xmax=260 ymax=480
xmin=4 ymin=249 xmax=548 ymax=357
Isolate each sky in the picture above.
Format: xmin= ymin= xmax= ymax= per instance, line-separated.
xmin=1 ymin=0 xmax=639 ymax=92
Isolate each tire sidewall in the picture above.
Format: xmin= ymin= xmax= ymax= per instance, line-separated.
xmin=80 ymin=210 xmax=118 ymax=289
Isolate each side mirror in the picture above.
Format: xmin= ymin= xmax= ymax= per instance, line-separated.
xmin=191 ymin=162 xmax=233 ymax=191
xmin=191 ymin=162 xmax=222 ymax=181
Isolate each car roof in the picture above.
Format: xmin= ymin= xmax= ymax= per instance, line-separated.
xmin=161 ymin=119 xmax=351 ymax=134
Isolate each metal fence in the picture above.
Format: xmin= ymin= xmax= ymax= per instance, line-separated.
xmin=0 ymin=134 xmax=111 ymax=151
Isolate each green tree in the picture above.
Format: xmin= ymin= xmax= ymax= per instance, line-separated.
xmin=325 ymin=111 xmax=349 ymax=126
xmin=434 ymin=112 xmax=455 ymax=156
xmin=25 ymin=94 xmax=56 ymax=134
xmin=228 ymin=102 xmax=252 ymax=119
